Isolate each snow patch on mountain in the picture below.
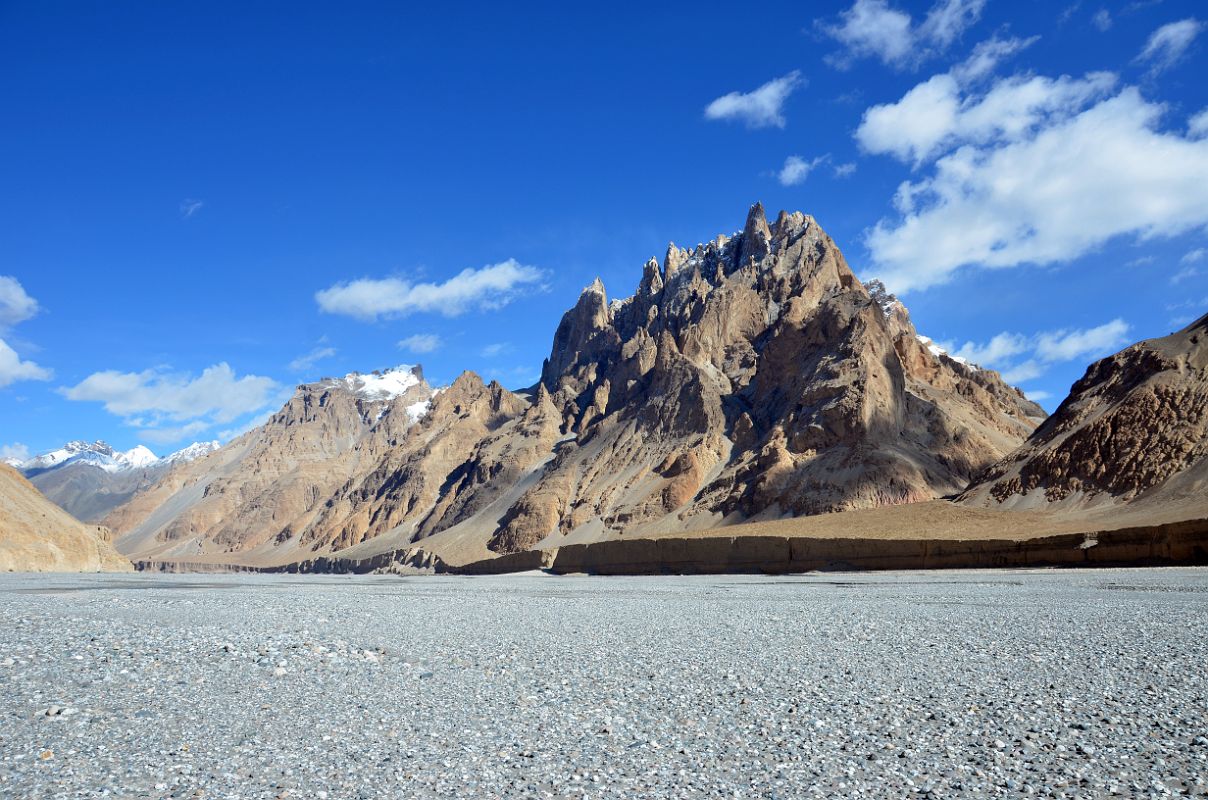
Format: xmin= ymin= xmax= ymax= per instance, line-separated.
xmin=324 ymin=366 xmax=423 ymax=401
xmin=405 ymin=399 xmax=431 ymax=424
xmin=164 ymin=441 xmax=221 ymax=464
xmin=916 ymin=335 xmax=969 ymax=365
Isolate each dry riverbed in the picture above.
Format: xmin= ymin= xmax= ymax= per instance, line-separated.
xmin=1 ymin=570 xmax=1206 ymax=798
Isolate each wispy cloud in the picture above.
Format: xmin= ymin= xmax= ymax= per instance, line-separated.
xmin=398 ymin=333 xmax=442 ymax=354
xmin=821 ymin=0 xmax=985 ymax=70
xmin=778 ymin=155 xmax=828 ymax=186
xmin=1092 ymin=9 xmax=1113 ymax=31
xmin=480 ymin=342 xmax=511 ymax=358
xmin=704 ymin=71 xmax=804 ymax=129
xmin=180 ymin=199 xmax=205 ymax=219
xmin=1137 ymin=18 xmax=1203 ymax=76
xmin=946 ymin=318 xmax=1131 ymax=385
xmin=289 ymin=344 xmax=337 ymax=373
xmin=316 ymin=259 xmax=544 ymax=321
xmin=833 ymin=162 xmax=858 ymax=178
xmin=1171 ymin=247 xmax=1206 ymax=284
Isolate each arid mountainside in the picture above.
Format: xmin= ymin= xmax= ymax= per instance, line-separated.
xmin=961 ymin=312 xmax=1208 ymax=513
xmin=108 ymin=205 xmax=1046 ymax=567
xmin=105 ymin=368 xmax=437 ymax=563
xmin=0 ymin=464 xmax=131 ymax=572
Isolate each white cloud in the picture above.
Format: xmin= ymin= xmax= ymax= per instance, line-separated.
xmin=289 ymin=345 xmax=337 ymax=373
xmin=778 ymin=155 xmax=827 ymax=186
xmin=1191 ymin=108 xmax=1208 ymax=139
xmin=316 ymin=259 xmax=543 ymax=321
xmin=180 ymin=199 xmax=204 ymax=219
xmin=857 ymin=71 xmax=1116 ymax=166
xmin=953 ymin=319 xmax=1131 ymax=385
xmin=0 ymin=276 xmax=39 ymax=329
xmin=822 ymin=0 xmax=984 ymax=69
xmin=398 ymin=333 xmax=442 ymax=354
xmin=0 ymin=276 xmax=51 ymax=389
xmin=1023 ymin=389 xmax=1052 ymax=402
xmin=704 ymin=71 xmax=803 ymax=130
xmin=834 ymin=162 xmax=858 ymax=178
xmin=480 ymin=342 xmax=511 ymax=358
xmin=1175 ymin=248 xmax=1208 ymax=282
xmin=1137 ymin=18 xmax=1203 ymax=75
xmin=864 ymin=83 xmax=1208 ymax=291
xmin=919 ymin=0 xmax=986 ymax=48
xmin=0 ymin=338 xmax=51 ymax=388
xmin=1001 ymin=359 xmax=1044 ymax=384
xmin=951 ymin=35 xmax=1039 ymax=82
xmin=61 ymin=363 xmax=280 ymax=439
xmin=1034 ymin=319 xmax=1131 ymax=362
xmin=1092 ymin=9 xmax=1113 ymax=31
xmin=1 ymin=443 xmax=30 ymax=462
xmin=951 ymin=331 xmax=1029 ymax=365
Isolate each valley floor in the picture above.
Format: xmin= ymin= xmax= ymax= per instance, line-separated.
xmin=1 ymin=570 xmax=1206 ymax=798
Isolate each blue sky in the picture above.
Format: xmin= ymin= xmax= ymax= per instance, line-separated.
xmin=2 ymin=0 xmax=1207 ymax=459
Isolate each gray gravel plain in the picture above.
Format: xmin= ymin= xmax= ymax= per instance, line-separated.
xmin=1 ymin=569 xmax=1207 ymax=799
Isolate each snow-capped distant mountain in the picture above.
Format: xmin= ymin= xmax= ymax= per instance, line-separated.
xmin=14 ymin=439 xmax=221 ymax=476
xmin=15 ymin=439 xmax=226 ymax=523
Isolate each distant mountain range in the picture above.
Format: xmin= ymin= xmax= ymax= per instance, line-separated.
xmin=8 ymin=439 xmax=220 ymax=522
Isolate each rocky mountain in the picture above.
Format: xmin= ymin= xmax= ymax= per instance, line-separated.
xmin=105 ymin=367 xmax=439 ymax=563
xmin=12 ymin=440 xmax=220 ymax=522
xmin=961 ymin=312 xmax=1208 ymax=514
xmin=0 ymin=463 xmax=131 ymax=572
xmin=105 ymin=205 xmax=1047 ymax=568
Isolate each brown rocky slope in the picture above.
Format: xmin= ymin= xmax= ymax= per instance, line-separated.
xmin=961 ymin=312 xmax=1208 ymax=513
xmin=108 ymin=204 xmax=1047 ymax=567
xmin=0 ymin=464 xmax=131 ymax=572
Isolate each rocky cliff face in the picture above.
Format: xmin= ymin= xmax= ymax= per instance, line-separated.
xmin=0 ymin=464 xmax=131 ymax=572
xmin=107 ymin=205 xmax=1046 ymax=566
xmin=961 ymin=312 xmax=1208 ymax=511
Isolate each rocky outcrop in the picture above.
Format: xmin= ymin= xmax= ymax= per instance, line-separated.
xmin=961 ymin=312 xmax=1208 ymax=511
xmin=0 ymin=464 xmax=132 ymax=572
xmin=488 ymin=203 xmax=1043 ymax=553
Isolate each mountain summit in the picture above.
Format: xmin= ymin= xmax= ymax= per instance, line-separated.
xmin=105 ymin=206 xmax=1045 ymax=568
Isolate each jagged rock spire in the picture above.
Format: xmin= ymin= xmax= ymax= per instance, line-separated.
xmin=738 ymin=202 xmax=772 ymax=265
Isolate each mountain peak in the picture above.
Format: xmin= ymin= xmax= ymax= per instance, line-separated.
xmin=320 ymin=365 xmax=427 ymax=401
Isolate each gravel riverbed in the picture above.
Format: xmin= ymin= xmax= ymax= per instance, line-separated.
xmin=1 ymin=569 xmax=1206 ymax=799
